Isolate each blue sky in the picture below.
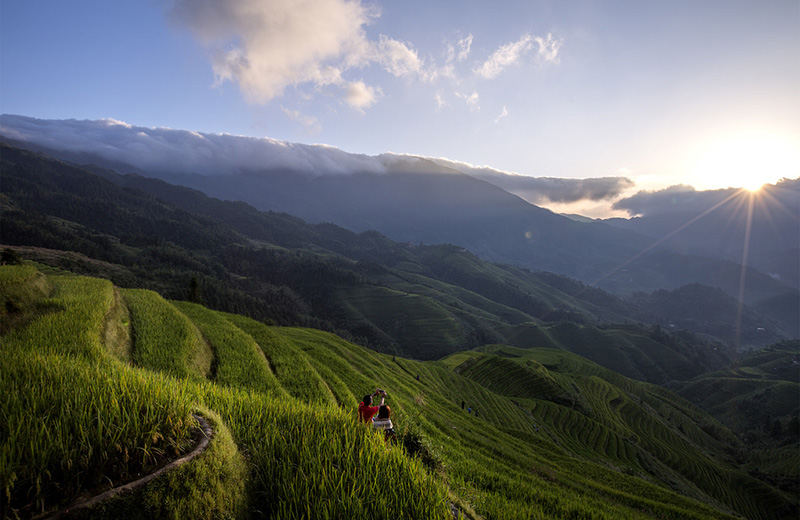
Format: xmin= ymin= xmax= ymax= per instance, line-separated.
xmin=1 ymin=0 xmax=798 ymax=217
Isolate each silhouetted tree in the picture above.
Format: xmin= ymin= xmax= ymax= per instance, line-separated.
xmin=770 ymin=419 xmax=783 ymax=439
xmin=1 ymin=248 xmax=22 ymax=265
xmin=188 ymin=276 xmax=204 ymax=304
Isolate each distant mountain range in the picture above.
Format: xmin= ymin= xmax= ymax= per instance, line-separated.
xmin=1 ymin=114 xmax=796 ymax=306
xmin=2 ymin=141 xmax=796 ymax=361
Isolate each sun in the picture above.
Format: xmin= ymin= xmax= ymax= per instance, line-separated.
xmin=687 ymin=132 xmax=800 ymax=191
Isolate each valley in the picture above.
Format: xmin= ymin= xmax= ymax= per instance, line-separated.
xmin=0 ymin=142 xmax=798 ymax=519
xmin=2 ymin=263 xmax=797 ymax=519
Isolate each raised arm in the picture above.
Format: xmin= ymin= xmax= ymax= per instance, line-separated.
xmin=374 ymin=388 xmax=386 ymax=407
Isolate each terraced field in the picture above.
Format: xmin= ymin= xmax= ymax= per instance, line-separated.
xmin=445 ymin=346 xmax=795 ymax=519
xmin=673 ymin=340 xmax=800 ymax=505
xmin=334 ymin=284 xmax=468 ymax=358
xmin=508 ymin=321 xmax=710 ymax=383
xmin=2 ymin=264 xmax=795 ymax=519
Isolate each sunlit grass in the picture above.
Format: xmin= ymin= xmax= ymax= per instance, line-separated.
xmin=123 ymin=289 xmax=211 ymax=379
xmin=2 ymin=264 xmax=788 ymax=519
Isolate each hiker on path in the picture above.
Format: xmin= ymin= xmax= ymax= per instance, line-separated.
xmin=358 ymin=388 xmax=386 ymax=424
xmin=372 ymin=405 xmax=396 ymax=442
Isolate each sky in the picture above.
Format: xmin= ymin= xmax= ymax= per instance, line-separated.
xmin=1 ymin=0 xmax=799 ymax=218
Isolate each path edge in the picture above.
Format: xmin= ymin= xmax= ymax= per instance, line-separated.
xmin=43 ymin=413 xmax=214 ymax=519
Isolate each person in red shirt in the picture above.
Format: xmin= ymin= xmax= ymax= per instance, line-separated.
xmin=358 ymin=388 xmax=385 ymax=424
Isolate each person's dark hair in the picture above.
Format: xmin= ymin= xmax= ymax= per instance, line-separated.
xmin=377 ymin=405 xmax=391 ymax=419
xmin=363 ymin=394 xmax=373 ymax=406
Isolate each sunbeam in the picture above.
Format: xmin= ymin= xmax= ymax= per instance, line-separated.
xmin=734 ymin=191 xmax=756 ymax=349
xmin=589 ymin=188 xmax=749 ymax=288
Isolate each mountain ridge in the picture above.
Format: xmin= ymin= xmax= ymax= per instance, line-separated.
xmin=2 ymin=114 xmax=794 ymax=302
xmin=2 ymin=141 xmax=793 ymax=358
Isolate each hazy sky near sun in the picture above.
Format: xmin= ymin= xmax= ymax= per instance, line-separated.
xmin=1 ymin=0 xmax=799 ymax=216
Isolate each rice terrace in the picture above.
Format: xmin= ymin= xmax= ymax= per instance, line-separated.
xmin=2 ymin=1 xmax=800 ymax=518
xmin=2 ymin=262 xmax=797 ymax=519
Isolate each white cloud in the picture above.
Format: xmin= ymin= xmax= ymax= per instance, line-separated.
xmin=281 ymin=106 xmax=322 ymax=134
xmin=170 ymin=0 xmax=379 ymax=104
xmin=420 ymin=155 xmax=635 ymax=203
xmin=168 ymin=0 xmax=443 ymax=111
xmin=455 ymin=91 xmax=480 ymax=111
xmin=345 ymin=80 xmax=381 ymax=111
xmin=457 ymin=34 xmax=473 ymax=62
xmin=494 ymin=106 xmax=509 ymax=124
xmin=474 ymin=34 xmax=534 ymax=79
xmin=442 ymin=33 xmax=473 ymax=79
xmin=0 ymin=114 xmax=385 ymax=176
xmin=474 ymin=32 xmax=563 ymax=79
xmin=435 ymin=91 xmax=446 ymax=108
xmin=374 ymin=35 xmax=423 ymax=77
xmin=0 ymin=114 xmax=639 ymax=207
xmin=534 ymin=32 xmax=562 ymax=64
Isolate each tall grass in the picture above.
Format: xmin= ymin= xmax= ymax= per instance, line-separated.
xmin=2 ymin=266 xmax=784 ymax=520
xmin=172 ymin=301 xmax=284 ymax=395
xmin=0 ymin=271 xmax=202 ymax=517
xmin=0 ymin=352 xmax=197 ymax=517
xmin=0 ymin=264 xmax=52 ymax=333
xmin=103 ymin=287 xmax=133 ymax=363
xmin=122 ymin=289 xmax=211 ymax=379
xmin=2 ymin=274 xmax=113 ymax=360
xmin=220 ymin=313 xmax=337 ymax=405
xmin=199 ymin=386 xmax=453 ymax=520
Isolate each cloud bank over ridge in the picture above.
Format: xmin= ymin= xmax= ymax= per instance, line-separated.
xmin=0 ymin=114 xmax=385 ymax=176
xmin=613 ymin=179 xmax=800 ymax=217
xmin=1 ymin=114 xmax=631 ymax=207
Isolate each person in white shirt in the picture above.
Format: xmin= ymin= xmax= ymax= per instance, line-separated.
xmin=371 ymin=405 xmax=396 ymax=442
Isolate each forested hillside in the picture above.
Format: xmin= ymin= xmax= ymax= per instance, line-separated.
xmin=2 ymin=264 xmax=796 ymax=519
xmin=2 ymin=142 xmax=790 ymax=365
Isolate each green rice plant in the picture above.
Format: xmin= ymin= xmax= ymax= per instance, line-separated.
xmin=221 ymin=313 xmax=337 ymax=405
xmin=2 ymin=274 xmax=114 ymax=360
xmin=103 ymin=287 xmax=133 ymax=363
xmin=0 ymin=264 xmax=52 ymax=334
xmin=172 ymin=301 xmax=284 ymax=395
xmin=198 ymin=385 xmax=452 ymax=520
xmin=83 ymin=406 xmax=250 ymax=520
xmin=122 ymin=289 xmax=210 ymax=379
xmin=2 ymin=268 xmax=784 ymax=519
xmin=0 ymin=351 xmax=196 ymax=517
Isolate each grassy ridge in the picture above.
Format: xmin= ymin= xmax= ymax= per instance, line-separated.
xmin=3 ymin=265 xmax=793 ymax=519
xmin=172 ymin=301 xmax=284 ymax=396
xmin=508 ymin=321 xmax=713 ymax=384
xmin=221 ymin=313 xmax=337 ymax=405
xmin=1 ymin=265 xmax=453 ymax=519
xmin=674 ymin=341 xmax=800 ymax=506
xmin=334 ymin=283 xmax=468 ymax=358
xmin=443 ymin=346 xmax=793 ymax=519
xmin=263 ymin=330 xmax=748 ymax=518
xmin=0 ymin=269 xmax=197 ymax=517
xmin=0 ymin=263 xmax=52 ymax=334
xmin=197 ymin=384 xmax=450 ymax=519
xmin=123 ymin=289 xmax=211 ymax=379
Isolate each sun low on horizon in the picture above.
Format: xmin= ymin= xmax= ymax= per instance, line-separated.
xmin=683 ymin=131 xmax=800 ymax=192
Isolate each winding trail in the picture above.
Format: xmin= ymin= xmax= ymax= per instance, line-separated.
xmin=42 ymin=414 xmax=213 ymax=519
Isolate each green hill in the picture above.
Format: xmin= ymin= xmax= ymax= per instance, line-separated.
xmin=506 ymin=321 xmax=730 ymax=384
xmin=1 ymin=142 xmax=754 ymax=381
xmin=2 ymin=264 xmax=796 ymax=519
xmin=674 ymin=341 xmax=800 ymax=501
